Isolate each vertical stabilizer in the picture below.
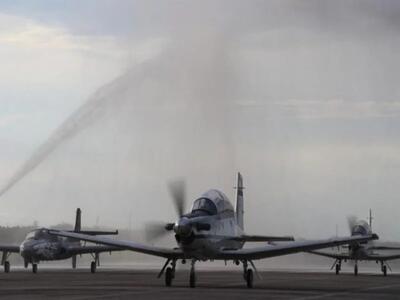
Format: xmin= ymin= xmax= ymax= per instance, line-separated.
xmin=236 ymin=172 xmax=244 ymax=230
xmin=74 ymin=208 xmax=81 ymax=232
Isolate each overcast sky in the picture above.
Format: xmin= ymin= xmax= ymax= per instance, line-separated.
xmin=0 ymin=1 xmax=399 ymax=241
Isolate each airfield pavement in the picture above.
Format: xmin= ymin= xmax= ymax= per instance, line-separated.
xmin=0 ymin=269 xmax=400 ymax=299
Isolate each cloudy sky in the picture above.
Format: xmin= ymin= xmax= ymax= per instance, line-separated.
xmin=0 ymin=1 xmax=399 ymax=241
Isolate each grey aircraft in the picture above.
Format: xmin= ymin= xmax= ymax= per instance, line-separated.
xmin=309 ymin=210 xmax=400 ymax=276
xmin=0 ymin=208 xmax=121 ymax=273
xmin=50 ymin=173 xmax=378 ymax=288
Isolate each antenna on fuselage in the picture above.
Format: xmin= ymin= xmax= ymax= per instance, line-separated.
xmin=368 ymin=209 xmax=373 ymax=230
xmin=234 ymin=172 xmax=245 ymax=230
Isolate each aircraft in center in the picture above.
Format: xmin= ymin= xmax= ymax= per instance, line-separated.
xmin=50 ymin=173 xmax=378 ymax=288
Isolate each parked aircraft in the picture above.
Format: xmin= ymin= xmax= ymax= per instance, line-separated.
xmin=0 ymin=208 xmax=120 ymax=273
xmin=50 ymin=173 xmax=378 ymax=288
xmin=309 ymin=210 xmax=400 ymax=276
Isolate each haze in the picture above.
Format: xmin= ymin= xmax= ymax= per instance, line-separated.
xmin=0 ymin=0 xmax=399 ymax=242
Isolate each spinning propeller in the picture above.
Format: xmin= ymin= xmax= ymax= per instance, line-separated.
xmin=347 ymin=215 xmax=358 ymax=234
xmin=145 ymin=180 xmax=210 ymax=242
xmin=145 ymin=180 xmax=187 ymax=241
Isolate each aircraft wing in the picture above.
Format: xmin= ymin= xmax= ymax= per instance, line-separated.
xmin=230 ymin=235 xmax=294 ymax=242
xmin=0 ymin=245 xmax=20 ymax=253
xmin=49 ymin=230 xmax=184 ymax=259
xmin=365 ymin=253 xmax=400 ymax=261
xmin=216 ymin=234 xmax=378 ymax=260
xmin=369 ymin=246 xmax=400 ymax=251
xmin=307 ymin=250 xmax=351 ymax=260
xmin=66 ymin=244 xmax=124 ymax=255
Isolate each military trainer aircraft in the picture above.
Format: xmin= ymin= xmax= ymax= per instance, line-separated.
xmin=308 ymin=210 xmax=400 ymax=276
xmin=50 ymin=173 xmax=378 ymax=288
xmin=0 ymin=208 xmax=121 ymax=273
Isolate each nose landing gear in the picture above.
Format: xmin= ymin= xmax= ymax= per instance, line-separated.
xmin=189 ymin=259 xmax=196 ymax=288
xmin=32 ymin=263 xmax=38 ymax=274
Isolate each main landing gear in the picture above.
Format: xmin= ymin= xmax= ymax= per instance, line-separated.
xmin=242 ymin=260 xmax=254 ymax=288
xmin=354 ymin=262 xmax=358 ymax=276
xmin=331 ymin=259 xmax=342 ymax=275
xmin=159 ymin=259 xmax=258 ymax=288
xmin=164 ymin=260 xmax=176 ymax=287
xmin=32 ymin=263 xmax=38 ymax=274
xmin=380 ymin=261 xmax=391 ymax=276
xmin=4 ymin=261 xmax=10 ymax=273
xmin=90 ymin=253 xmax=100 ymax=273
xmin=159 ymin=259 xmax=177 ymax=287
xmin=2 ymin=251 xmax=11 ymax=273
xmin=159 ymin=259 xmax=196 ymax=288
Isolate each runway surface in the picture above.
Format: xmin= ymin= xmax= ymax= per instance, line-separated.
xmin=1 ymin=269 xmax=400 ymax=299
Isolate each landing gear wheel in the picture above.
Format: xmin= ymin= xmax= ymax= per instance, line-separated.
xmin=335 ymin=264 xmax=340 ymax=275
xmin=32 ymin=263 xmax=38 ymax=274
xmin=24 ymin=261 xmax=28 ymax=269
xmin=4 ymin=261 xmax=10 ymax=273
xmin=383 ymin=265 xmax=387 ymax=276
xmin=90 ymin=261 xmax=96 ymax=273
xmin=165 ymin=267 xmax=173 ymax=287
xmin=190 ymin=270 xmax=196 ymax=288
xmin=354 ymin=264 xmax=358 ymax=276
xmin=246 ymin=269 xmax=254 ymax=288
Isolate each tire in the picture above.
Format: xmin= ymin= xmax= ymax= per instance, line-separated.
xmin=32 ymin=264 xmax=38 ymax=274
xmin=246 ymin=269 xmax=253 ymax=288
xmin=383 ymin=265 xmax=387 ymax=276
xmin=354 ymin=265 xmax=358 ymax=276
xmin=165 ymin=267 xmax=173 ymax=287
xmin=24 ymin=261 xmax=28 ymax=269
xmin=4 ymin=261 xmax=10 ymax=273
xmin=335 ymin=264 xmax=340 ymax=275
xmin=90 ymin=261 xmax=96 ymax=273
xmin=190 ymin=270 xmax=196 ymax=288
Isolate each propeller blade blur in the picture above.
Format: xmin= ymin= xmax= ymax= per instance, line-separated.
xmin=145 ymin=222 xmax=170 ymax=242
xmin=169 ymin=180 xmax=186 ymax=217
xmin=347 ymin=215 xmax=357 ymax=233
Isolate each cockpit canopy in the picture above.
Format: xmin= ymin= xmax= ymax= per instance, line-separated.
xmin=191 ymin=189 xmax=234 ymax=216
xmin=351 ymin=220 xmax=371 ymax=236
xmin=25 ymin=228 xmax=58 ymax=242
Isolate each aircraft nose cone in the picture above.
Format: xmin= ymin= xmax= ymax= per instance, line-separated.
xmin=20 ymin=243 xmax=33 ymax=258
xmin=174 ymin=218 xmax=192 ymax=237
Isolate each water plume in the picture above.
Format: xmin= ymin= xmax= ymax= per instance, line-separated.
xmin=0 ymin=72 xmax=134 ymax=197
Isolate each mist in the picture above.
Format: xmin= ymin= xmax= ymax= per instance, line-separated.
xmin=1 ymin=1 xmax=400 ymax=242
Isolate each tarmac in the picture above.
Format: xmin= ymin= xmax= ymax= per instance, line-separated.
xmin=0 ymin=269 xmax=400 ymax=299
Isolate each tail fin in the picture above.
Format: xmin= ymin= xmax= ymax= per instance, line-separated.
xmin=71 ymin=207 xmax=118 ymax=235
xmin=235 ymin=172 xmax=244 ymax=230
xmin=74 ymin=208 xmax=81 ymax=232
